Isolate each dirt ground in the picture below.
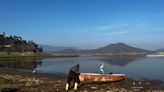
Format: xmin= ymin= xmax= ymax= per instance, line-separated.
xmin=0 ymin=70 xmax=164 ymax=92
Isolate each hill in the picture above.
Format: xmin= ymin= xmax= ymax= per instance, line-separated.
xmin=82 ymin=43 xmax=152 ymax=54
xmin=156 ymin=48 xmax=164 ymax=52
xmin=0 ymin=32 xmax=42 ymax=54
xmin=54 ymin=43 xmax=154 ymax=55
xmin=38 ymin=44 xmax=79 ymax=53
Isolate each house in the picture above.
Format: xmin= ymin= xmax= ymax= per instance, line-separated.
xmin=0 ymin=32 xmax=5 ymax=37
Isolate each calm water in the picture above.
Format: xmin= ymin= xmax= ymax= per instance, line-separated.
xmin=0 ymin=56 xmax=164 ymax=81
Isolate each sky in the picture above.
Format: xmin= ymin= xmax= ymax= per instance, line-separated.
xmin=0 ymin=0 xmax=164 ymax=50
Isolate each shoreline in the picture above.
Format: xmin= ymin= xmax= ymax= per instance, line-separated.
xmin=0 ymin=54 xmax=79 ymax=59
xmin=0 ymin=69 xmax=164 ymax=92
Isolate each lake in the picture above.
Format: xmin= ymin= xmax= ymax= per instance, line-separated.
xmin=0 ymin=56 xmax=164 ymax=81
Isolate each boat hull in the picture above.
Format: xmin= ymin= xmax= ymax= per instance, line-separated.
xmin=79 ymin=73 xmax=126 ymax=82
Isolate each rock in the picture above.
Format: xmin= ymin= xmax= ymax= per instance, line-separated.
xmin=25 ymin=82 xmax=31 ymax=86
xmin=106 ymin=90 xmax=113 ymax=92
xmin=138 ymin=82 xmax=142 ymax=84
xmin=56 ymin=89 xmax=59 ymax=91
xmin=90 ymin=86 xmax=98 ymax=90
xmin=106 ymin=87 xmax=111 ymax=90
xmin=120 ymin=88 xmax=126 ymax=91
xmin=146 ymin=82 xmax=150 ymax=85
xmin=57 ymin=80 xmax=61 ymax=83
xmin=83 ymin=90 xmax=88 ymax=92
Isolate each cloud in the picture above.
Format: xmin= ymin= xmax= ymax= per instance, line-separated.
xmin=135 ymin=23 xmax=148 ymax=28
xmin=97 ymin=24 xmax=127 ymax=30
xmin=152 ymin=27 xmax=164 ymax=31
xmin=108 ymin=31 xmax=129 ymax=36
xmin=77 ymin=23 xmax=128 ymax=33
xmin=137 ymin=27 xmax=164 ymax=32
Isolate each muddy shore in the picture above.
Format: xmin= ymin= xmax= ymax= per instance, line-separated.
xmin=0 ymin=69 xmax=164 ymax=92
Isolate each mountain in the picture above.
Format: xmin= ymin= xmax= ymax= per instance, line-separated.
xmin=83 ymin=43 xmax=152 ymax=53
xmin=156 ymin=48 xmax=164 ymax=52
xmin=55 ymin=43 xmax=154 ymax=55
xmin=38 ymin=45 xmax=79 ymax=53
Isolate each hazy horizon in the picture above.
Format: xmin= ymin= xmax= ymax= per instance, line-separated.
xmin=0 ymin=0 xmax=164 ymax=50
xmin=39 ymin=42 xmax=158 ymax=51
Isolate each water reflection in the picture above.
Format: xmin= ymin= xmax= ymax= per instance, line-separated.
xmin=98 ymin=56 xmax=144 ymax=66
xmin=0 ymin=58 xmax=42 ymax=70
xmin=1 ymin=56 xmax=164 ymax=81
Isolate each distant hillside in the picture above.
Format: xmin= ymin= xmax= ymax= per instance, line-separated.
xmin=156 ymin=48 xmax=164 ymax=52
xmin=82 ymin=43 xmax=152 ymax=54
xmin=39 ymin=44 xmax=79 ymax=53
xmin=0 ymin=32 xmax=42 ymax=53
xmin=55 ymin=43 xmax=154 ymax=55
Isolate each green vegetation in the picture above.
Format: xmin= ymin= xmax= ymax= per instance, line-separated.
xmin=0 ymin=32 xmax=79 ymax=58
xmin=0 ymin=32 xmax=42 ymax=53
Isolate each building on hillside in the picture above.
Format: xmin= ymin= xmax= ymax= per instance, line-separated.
xmin=0 ymin=32 xmax=5 ymax=37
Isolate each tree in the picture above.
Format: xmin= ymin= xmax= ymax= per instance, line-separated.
xmin=0 ymin=33 xmax=43 ymax=53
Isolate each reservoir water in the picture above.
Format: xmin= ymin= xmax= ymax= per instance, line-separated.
xmin=0 ymin=56 xmax=164 ymax=81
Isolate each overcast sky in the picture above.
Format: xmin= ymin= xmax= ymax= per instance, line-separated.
xmin=0 ymin=0 xmax=164 ymax=50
